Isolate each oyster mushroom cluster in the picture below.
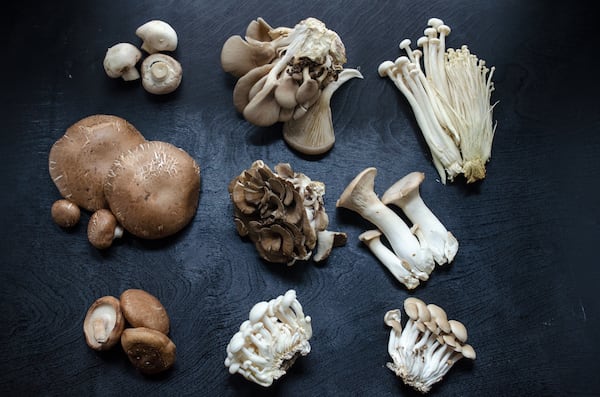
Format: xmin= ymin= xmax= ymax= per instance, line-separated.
xmin=337 ymin=168 xmax=457 ymax=289
xmin=83 ymin=289 xmax=176 ymax=375
xmin=225 ymin=289 xmax=312 ymax=387
xmin=49 ymin=114 xmax=201 ymax=249
xmin=103 ymin=20 xmax=183 ymax=94
xmin=221 ymin=17 xmax=362 ymax=155
xmin=384 ymin=297 xmax=476 ymax=393
xmin=378 ymin=18 xmax=497 ymax=184
xmin=229 ymin=160 xmax=346 ymax=265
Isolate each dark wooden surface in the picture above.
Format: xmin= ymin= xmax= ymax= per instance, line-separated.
xmin=2 ymin=0 xmax=598 ymax=395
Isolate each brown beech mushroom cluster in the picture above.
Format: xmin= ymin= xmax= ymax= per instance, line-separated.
xmin=229 ymin=160 xmax=346 ymax=265
xmin=221 ymin=17 xmax=362 ymax=155
xmin=49 ymin=114 xmax=201 ymax=248
xmin=83 ymin=289 xmax=176 ymax=375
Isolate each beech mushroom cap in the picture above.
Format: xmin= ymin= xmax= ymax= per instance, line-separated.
xmin=104 ymin=141 xmax=200 ymax=240
xmin=120 ymin=289 xmax=170 ymax=334
xmin=103 ymin=43 xmax=142 ymax=81
xmin=83 ymin=296 xmax=125 ymax=351
xmin=141 ymin=53 xmax=183 ymax=95
xmin=51 ymin=199 xmax=80 ymax=228
xmin=48 ymin=115 xmax=146 ymax=212
xmin=135 ymin=20 xmax=178 ymax=54
xmin=121 ymin=327 xmax=176 ymax=375
xmin=87 ymin=209 xmax=123 ymax=250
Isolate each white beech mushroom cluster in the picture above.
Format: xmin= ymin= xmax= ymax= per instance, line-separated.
xmin=224 ymin=290 xmax=312 ymax=387
xmin=229 ymin=160 xmax=346 ymax=265
xmin=103 ymin=20 xmax=183 ymax=94
xmin=337 ymin=168 xmax=457 ymax=289
xmin=221 ymin=17 xmax=362 ymax=155
xmin=384 ymin=297 xmax=476 ymax=393
xmin=378 ymin=18 xmax=497 ymax=184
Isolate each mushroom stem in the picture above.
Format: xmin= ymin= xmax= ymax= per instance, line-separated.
xmin=92 ymin=316 xmax=109 ymax=343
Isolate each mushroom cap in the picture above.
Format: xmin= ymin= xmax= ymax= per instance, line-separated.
xmin=358 ymin=229 xmax=382 ymax=243
xmin=141 ymin=53 xmax=183 ymax=95
xmin=136 ymin=20 xmax=178 ymax=54
xmin=83 ymin=295 xmax=125 ymax=351
xmin=426 ymin=303 xmax=451 ymax=334
xmin=49 ymin=115 xmax=146 ymax=212
xmin=103 ymin=43 xmax=142 ymax=80
xmin=104 ymin=141 xmax=200 ymax=240
xmin=460 ymin=343 xmax=476 ymax=360
xmin=51 ymin=199 xmax=81 ymax=228
xmin=403 ymin=297 xmax=430 ymax=322
xmin=120 ymin=289 xmax=170 ymax=334
xmin=335 ymin=167 xmax=378 ymax=213
xmin=381 ymin=171 xmax=425 ymax=206
xmin=449 ymin=319 xmax=468 ymax=343
xmin=121 ymin=327 xmax=176 ymax=374
xmin=87 ymin=209 xmax=121 ymax=250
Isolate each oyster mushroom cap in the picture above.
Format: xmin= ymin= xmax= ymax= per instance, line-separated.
xmin=104 ymin=141 xmax=201 ymax=240
xmin=83 ymin=296 xmax=125 ymax=351
xmin=87 ymin=209 xmax=124 ymax=250
xmin=48 ymin=115 xmax=146 ymax=212
xmin=120 ymin=289 xmax=170 ymax=334
xmin=121 ymin=327 xmax=176 ymax=375
xmin=135 ymin=20 xmax=178 ymax=54
xmin=51 ymin=199 xmax=80 ymax=228
xmin=141 ymin=53 xmax=182 ymax=95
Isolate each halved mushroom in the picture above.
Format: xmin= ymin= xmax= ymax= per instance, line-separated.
xmin=120 ymin=289 xmax=170 ymax=335
xmin=83 ymin=296 xmax=125 ymax=351
xmin=104 ymin=141 xmax=201 ymax=239
xmin=49 ymin=115 xmax=146 ymax=212
xmin=121 ymin=327 xmax=176 ymax=375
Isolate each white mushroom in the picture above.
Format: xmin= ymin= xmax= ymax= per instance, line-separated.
xmin=381 ymin=172 xmax=458 ymax=265
xmin=103 ymin=43 xmax=142 ymax=81
xmin=135 ymin=20 xmax=178 ymax=54
xmin=384 ymin=297 xmax=476 ymax=393
xmin=336 ymin=167 xmax=434 ymax=275
xmin=224 ymin=289 xmax=312 ymax=387
xmin=140 ymin=53 xmax=182 ymax=95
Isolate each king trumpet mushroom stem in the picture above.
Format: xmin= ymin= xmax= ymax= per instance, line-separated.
xmin=381 ymin=172 xmax=458 ymax=265
xmin=336 ymin=167 xmax=434 ymax=275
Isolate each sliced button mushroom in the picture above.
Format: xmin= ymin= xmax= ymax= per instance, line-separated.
xmin=51 ymin=199 xmax=81 ymax=228
xmin=136 ymin=20 xmax=178 ymax=54
xmin=104 ymin=141 xmax=200 ymax=239
xmin=103 ymin=43 xmax=142 ymax=81
xmin=87 ymin=209 xmax=123 ymax=250
xmin=83 ymin=296 xmax=125 ymax=351
xmin=120 ymin=289 xmax=170 ymax=334
xmin=121 ymin=327 xmax=176 ymax=375
xmin=141 ymin=53 xmax=182 ymax=95
xmin=48 ymin=115 xmax=146 ymax=212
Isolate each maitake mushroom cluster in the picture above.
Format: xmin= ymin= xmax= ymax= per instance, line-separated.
xmin=83 ymin=289 xmax=176 ymax=375
xmin=104 ymin=20 xmax=183 ymax=95
xmin=229 ymin=160 xmax=346 ymax=265
xmin=337 ymin=167 xmax=457 ymax=289
xmin=378 ymin=18 xmax=497 ymax=184
xmin=384 ymin=297 xmax=476 ymax=393
xmin=221 ymin=17 xmax=362 ymax=155
xmin=225 ymin=289 xmax=312 ymax=387
xmin=49 ymin=114 xmax=201 ymax=249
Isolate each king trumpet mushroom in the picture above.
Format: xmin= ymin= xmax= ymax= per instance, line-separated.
xmin=221 ymin=17 xmax=362 ymax=155
xmin=378 ymin=18 xmax=497 ymax=184
xmin=224 ymin=289 xmax=312 ymax=387
xmin=384 ymin=297 xmax=476 ymax=393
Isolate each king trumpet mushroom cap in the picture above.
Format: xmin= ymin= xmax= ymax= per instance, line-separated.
xmin=83 ymin=296 xmax=125 ymax=351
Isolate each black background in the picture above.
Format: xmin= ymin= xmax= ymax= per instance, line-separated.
xmin=2 ymin=0 xmax=599 ymax=396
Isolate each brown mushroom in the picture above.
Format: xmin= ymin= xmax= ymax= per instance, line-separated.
xmin=121 ymin=327 xmax=176 ymax=375
xmin=48 ymin=115 xmax=146 ymax=212
xmin=83 ymin=296 xmax=125 ymax=351
xmin=103 ymin=141 xmax=201 ymax=240
xmin=51 ymin=199 xmax=81 ymax=228
xmin=87 ymin=209 xmax=123 ymax=249
xmin=120 ymin=289 xmax=170 ymax=334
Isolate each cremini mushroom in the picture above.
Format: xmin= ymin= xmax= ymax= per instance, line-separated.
xmin=384 ymin=297 xmax=476 ymax=393
xmin=121 ymin=327 xmax=176 ymax=375
xmin=140 ymin=53 xmax=182 ymax=95
xmin=336 ymin=167 xmax=434 ymax=275
xmin=104 ymin=141 xmax=201 ymax=240
xmin=49 ymin=114 xmax=146 ymax=212
xmin=135 ymin=20 xmax=178 ymax=54
xmin=51 ymin=199 xmax=80 ymax=228
xmin=87 ymin=209 xmax=124 ymax=249
xmin=83 ymin=296 xmax=125 ymax=351
xmin=103 ymin=43 xmax=142 ymax=81
xmin=120 ymin=289 xmax=170 ymax=335
xmin=225 ymin=289 xmax=312 ymax=387
xmin=381 ymin=172 xmax=458 ymax=265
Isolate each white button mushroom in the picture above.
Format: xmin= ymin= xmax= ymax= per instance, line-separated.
xmin=136 ymin=20 xmax=178 ymax=54
xmin=103 ymin=43 xmax=142 ymax=81
xmin=140 ymin=53 xmax=182 ymax=95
